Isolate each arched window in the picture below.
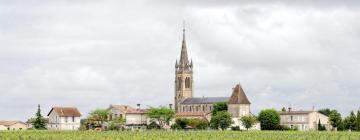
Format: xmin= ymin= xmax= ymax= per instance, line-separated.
xmin=185 ymin=77 xmax=191 ymax=88
xmin=177 ymin=77 xmax=181 ymax=90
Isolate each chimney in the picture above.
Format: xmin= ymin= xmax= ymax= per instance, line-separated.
xmin=169 ymin=104 xmax=173 ymax=109
xmin=288 ymin=107 xmax=292 ymax=112
xmin=124 ymin=106 xmax=128 ymax=110
xmin=137 ymin=104 xmax=141 ymax=110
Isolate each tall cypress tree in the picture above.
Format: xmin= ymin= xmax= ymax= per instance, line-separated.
xmin=33 ymin=104 xmax=46 ymax=129
xmin=357 ymin=110 xmax=360 ymax=131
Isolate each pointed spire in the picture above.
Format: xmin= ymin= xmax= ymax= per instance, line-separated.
xmin=179 ymin=24 xmax=189 ymax=66
xmin=228 ymin=84 xmax=251 ymax=104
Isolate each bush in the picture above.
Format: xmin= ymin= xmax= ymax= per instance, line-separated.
xmin=171 ymin=123 xmax=181 ymax=130
xmin=210 ymin=111 xmax=232 ymax=130
xmin=147 ymin=121 xmax=160 ymax=129
xmin=258 ymin=109 xmax=280 ymax=130
xmin=231 ymin=126 xmax=240 ymax=131
xmin=175 ymin=118 xmax=189 ymax=129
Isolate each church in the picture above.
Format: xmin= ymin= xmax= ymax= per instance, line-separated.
xmin=173 ymin=28 xmax=260 ymax=129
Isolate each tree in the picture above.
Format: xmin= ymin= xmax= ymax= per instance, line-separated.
xmin=357 ymin=110 xmax=360 ymax=131
xmin=344 ymin=111 xmax=357 ymax=131
xmin=258 ymin=109 xmax=280 ymax=130
xmin=318 ymin=108 xmax=331 ymax=116
xmin=32 ymin=104 xmax=46 ymax=130
xmin=146 ymin=107 xmax=175 ymax=129
xmin=318 ymin=120 xmax=326 ymax=131
xmin=188 ymin=118 xmax=208 ymax=130
xmin=175 ymin=118 xmax=189 ymax=129
xmin=210 ymin=111 xmax=232 ymax=130
xmin=108 ymin=117 xmax=126 ymax=130
xmin=281 ymin=107 xmax=286 ymax=112
xmin=240 ymin=116 xmax=257 ymax=130
xmin=88 ymin=109 xmax=110 ymax=130
xmin=212 ymin=102 xmax=228 ymax=115
xmin=329 ymin=110 xmax=342 ymax=130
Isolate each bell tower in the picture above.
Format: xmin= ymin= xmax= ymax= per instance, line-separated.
xmin=174 ymin=27 xmax=193 ymax=113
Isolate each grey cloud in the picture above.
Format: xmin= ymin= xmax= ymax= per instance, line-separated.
xmin=0 ymin=1 xmax=359 ymax=121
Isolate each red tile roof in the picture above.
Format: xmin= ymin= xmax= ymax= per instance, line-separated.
xmin=47 ymin=107 xmax=81 ymax=117
xmin=0 ymin=121 xmax=25 ymax=126
xmin=109 ymin=105 xmax=147 ymax=114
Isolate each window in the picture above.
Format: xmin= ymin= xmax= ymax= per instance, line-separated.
xmin=185 ymin=77 xmax=191 ymax=88
xmin=203 ymin=106 xmax=205 ymax=111
xmin=177 ymin=77 xmax=182 ymax=90
xmin=65 ymin=116 xmax=68 ymax=123
xmin=72 ymin=116 xmax=75 ymax=122
xmin=183 ymin=106 xmax=185 ymax=112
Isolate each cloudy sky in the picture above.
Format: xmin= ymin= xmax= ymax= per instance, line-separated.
xmin=1 ymin=0 xmax=360 ymax=121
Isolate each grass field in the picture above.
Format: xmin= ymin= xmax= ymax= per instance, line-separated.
xmin=0 ymin=130 xmax=360 ymax=140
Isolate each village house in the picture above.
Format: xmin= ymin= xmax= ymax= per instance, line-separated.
xmin=279 ymin=107 xmax=331 ymax=131
xmin=47 ymin=107 xmax=82 ymax=130
xmin=108 ymin=104 xmax=148 ymax=129
xmin=0 ymin=120 xmax=27 ymax=130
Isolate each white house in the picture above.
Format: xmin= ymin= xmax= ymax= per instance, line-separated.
xmin=279 ymin=107 xmax=331 ymax=131
xmin=108 ymin=104 xmax=148 ymax=129
xmin=47 ymin=107 xmax=82 ymax=130
xmin=0 ymin=121 xmax=27 ymax=130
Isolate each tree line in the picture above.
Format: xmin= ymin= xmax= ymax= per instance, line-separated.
xmin=30 ymin=104 xmax=360 ymax=131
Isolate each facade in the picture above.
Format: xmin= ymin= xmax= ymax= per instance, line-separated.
xmin=174 ymin=29 xmax=259 ymax=129
xmin=47 ymin=107 xmax=82 ymax=130
xmin=279 ymin=108 xmax=331 ymax=131
xmin=0 ymin=121 xmax=27 ymax=130
xmin=108 ymin=104 xmax=148 ymax=129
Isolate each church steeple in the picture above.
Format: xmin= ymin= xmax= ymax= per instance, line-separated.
xmin=176 ymin=26 xmax=192 ymax=72
xmin=175 ymin=25 xmax=193 ymax=113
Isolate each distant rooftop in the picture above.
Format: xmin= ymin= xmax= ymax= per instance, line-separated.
xmin=181 ymin=97 xmax=229 ymax=104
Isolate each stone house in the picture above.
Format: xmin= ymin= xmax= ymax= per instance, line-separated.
xmin=47 ymin=107 xmax=82 ymax=130
xmin=0 ymin=121 xmax=27 ymax=130
xmin=279 ymin=108 xmax=331 ymax=131
xmin=108 ymin=104 xmax=148 ymax=129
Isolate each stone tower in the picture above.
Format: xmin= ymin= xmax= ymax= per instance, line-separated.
xmin=174 ymin=27 xmax=193 ymax=113
xmin=228 ymin=84 xmax=251 ymax=117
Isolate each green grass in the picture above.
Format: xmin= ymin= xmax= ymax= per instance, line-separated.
xmin=0 ymin=130 xmax=360 ymax=140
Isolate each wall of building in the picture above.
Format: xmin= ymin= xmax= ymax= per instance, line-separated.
xmin=125 ymin=114 xmax=147 ymax=125
xmin=48 ymin=111 xmax=80 ymax=130
xmin=280 ymin=114 xmax=309 ymax=130
xmin=308 ymin=112 xmax=330 ymax=130
xmin=280 ymin=111 xmax=330 ymax=131
xmin=228 ymin=104 xmax=250 ymax=117
xmin=0 ymin=125 xmax=7 ymax=130
xmin=180 ymin=104 xmax=213 ymax=112
xmin=8 ymin=123 xmax=27 ymax=130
